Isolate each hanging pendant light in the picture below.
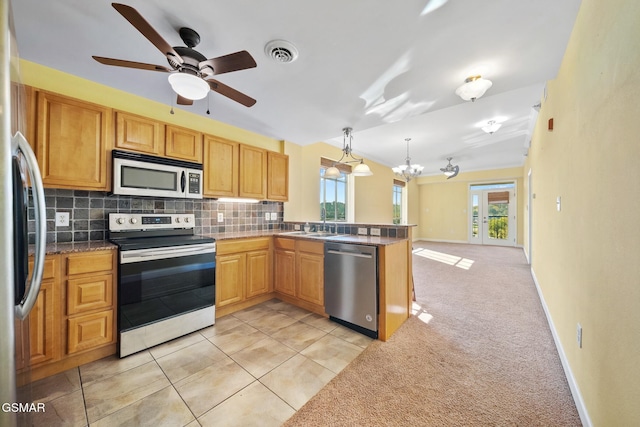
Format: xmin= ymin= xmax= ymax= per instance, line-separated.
xmin=325 ymin=127 xmax=373 ymax=177
xmin=392 ymin=138 xmax=423 ymax=182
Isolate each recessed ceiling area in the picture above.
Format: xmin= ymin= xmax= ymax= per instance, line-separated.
xmin=12 ymin=0 xmax=582 ymax=175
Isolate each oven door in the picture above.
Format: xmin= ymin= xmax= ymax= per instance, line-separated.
xmin=118 ymin=243 xmax=216 ymax=333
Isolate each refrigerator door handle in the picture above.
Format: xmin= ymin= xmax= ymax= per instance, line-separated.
xmin=13 ymin=131 xmax=46 ymax=320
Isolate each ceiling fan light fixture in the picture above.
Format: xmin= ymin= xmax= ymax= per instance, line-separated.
xmin=168 ymin=72 xmax=210 ymax=100
xmin=455 ymin=75 xmax=492 ymax=102
xmin=440 ymin=157 xmax=460 ymax=179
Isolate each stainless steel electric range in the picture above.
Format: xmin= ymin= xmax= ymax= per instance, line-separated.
xmin=108 ymin=213 xmax=215 ymax=357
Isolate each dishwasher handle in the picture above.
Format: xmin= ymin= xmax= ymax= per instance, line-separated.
xmin=326 ymin=249 xmax=373 ymax=259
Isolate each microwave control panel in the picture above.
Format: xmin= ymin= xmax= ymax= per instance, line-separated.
xmin=188 ymin=172 xmax=201 ymax=194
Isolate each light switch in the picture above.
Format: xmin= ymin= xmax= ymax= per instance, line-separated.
xmin=270 ymin=212 xmax=277 ymax=221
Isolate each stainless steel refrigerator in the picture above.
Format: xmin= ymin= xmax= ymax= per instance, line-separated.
xmin=1 ymin=0 xmax=47 ymax=425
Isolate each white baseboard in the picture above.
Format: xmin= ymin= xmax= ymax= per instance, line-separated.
xmin=411 ymin=237 xmax=469 ymax=244
xmin=530 ymin=268 xmax=592 ymax=427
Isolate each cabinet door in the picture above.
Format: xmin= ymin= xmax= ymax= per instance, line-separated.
xmin=216 ymin=253 xmax=245 ymax=307
xmin=239 ymin=144 xmax=267 ymax=199
xmin=67 ymin=310 xmax=114 ymax=354
xmin=246 ymin=249 xmax=271 ymax=298
xmin=203 ymin=135 xmax=239 ymax=197
xmin=274 ymin=249 xmax=296 ymax=297
xmin=165 ymin=125 xmax=203 ymax=163
xmin=115 ymin=111 xmax=164 ymax=155
xmin=36 ymin=92 xmax=112 ymax=190
xmin=296 ymin=252 xmax=324 ymax=307
xmin=267 ymin=151 xmax=289 ymax=201
xmin=29 ymin=280 xmax=58 ymax=366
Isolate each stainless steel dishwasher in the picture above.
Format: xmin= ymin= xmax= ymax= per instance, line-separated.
xmin=324 ymin=242 xmax=378 ymax=338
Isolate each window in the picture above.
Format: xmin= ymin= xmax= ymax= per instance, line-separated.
xmin=320 ymin=168 xmax=347 ymax=221
xmin=393 ymin=179 xmax=405 ymax=225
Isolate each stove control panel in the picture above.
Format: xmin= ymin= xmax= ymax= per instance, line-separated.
xmin=109 ymin=213 xmax=195 ymax=232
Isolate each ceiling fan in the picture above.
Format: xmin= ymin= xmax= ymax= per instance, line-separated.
xmin=440 ymin=157 xmax=460 ymax=179
xmin=92 ymin=3 xmax=257 ymax=107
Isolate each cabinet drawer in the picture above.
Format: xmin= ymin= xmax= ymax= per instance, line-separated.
xmin=274 ymin=237 xmax=296 ymax=251
xmin=67 ymin=274 xmax=113 ymax=315
xmin=296 ymin=240 xmax=324 ymax=255
xmin=29 ymin=257 xmax=57 ymax=280
xmin=67 ymin=310 xmax=114 ymax=354
xmin=66 ymin=251 xmax=114 ymax=276
xmin=217 ymin=237 xmax=270 ymax=255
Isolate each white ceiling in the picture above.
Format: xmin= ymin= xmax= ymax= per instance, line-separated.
xmin=12 ymin=0 xmax=581 ymax=176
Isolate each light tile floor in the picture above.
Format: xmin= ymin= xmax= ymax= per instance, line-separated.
xmin=27 ymin=299 xmax=372 ymax=427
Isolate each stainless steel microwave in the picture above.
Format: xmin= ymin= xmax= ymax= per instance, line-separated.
xmin=112 ymin=150 xmax=203 ymax=199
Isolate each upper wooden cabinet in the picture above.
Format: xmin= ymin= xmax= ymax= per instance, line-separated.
xmin=203 ymin=135 xmax=239 ymax=198
xmin=239 ymin=144 xmax=267 ymax=199
xmin=115 ymin=111 xmax=165 ymax=156
xmin=165 ymin=124 xmax=203 ymax=163
xmin=267 ymin=151 xmax=289 ymax=201
xmin=35 ymin=91 xmax=112 ymax=190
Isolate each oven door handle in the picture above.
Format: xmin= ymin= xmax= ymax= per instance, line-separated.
xmin=121 ymin=244 xmax=216 ymax=263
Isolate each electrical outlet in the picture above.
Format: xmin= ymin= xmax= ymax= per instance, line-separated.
xmin=294 ymin=224 xmax=301 ymax=231
xmin=557 ymin=196 xmax=562 ymax=212
xmin=270 ymin=212 xmax=277 ymax=221
xmin=358 ymin=227 xmax=368 ymax=235
xmin=265 ymin=212 xmax=270 ymax=221
xmin=370 ymin=228 xmax=381 ymax=236
xmin=55 ymin=212 xmax=69 ymax=227
xmin=217 ymin=212 xmax=224 ymax=223
xmin=576 ymin=323 xmax=582 ymax=348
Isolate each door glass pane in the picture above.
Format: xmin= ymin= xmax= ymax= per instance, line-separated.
xmin=472 ymin=194 xmax=479 ymax=238
xmin=487 ymin=200 xmax=509 ymax=240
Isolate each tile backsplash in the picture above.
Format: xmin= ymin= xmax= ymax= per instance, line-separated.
xmin=28 ymin=189 xmax=283 ymax=244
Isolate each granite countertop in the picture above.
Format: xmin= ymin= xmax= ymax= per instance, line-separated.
xmin=32 ymin=240 xmax=118 ymax=256
xmin=34 ymin=229 xmax=408 ymax=256
xmin=213 ymin=230 xmax=408 ymax=246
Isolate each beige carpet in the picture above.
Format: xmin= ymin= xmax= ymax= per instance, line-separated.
xmin=284 ymin=242 xmax=581 ymax=426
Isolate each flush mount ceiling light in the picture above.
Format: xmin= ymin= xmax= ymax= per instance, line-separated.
xmin=440 ymin=157 xmax=460 ymax=179
xmin=325 ymin=127 xmax=373 ymax=178
xmin=455 ymin=75 xmax=493 ymax=102
xmin=482 ymin=120 xmax=502 ymax=134
xmin=168 ymin=72 xmax=210 ymax=100
xmin=392 ymin=138 xmax=424 ymax=182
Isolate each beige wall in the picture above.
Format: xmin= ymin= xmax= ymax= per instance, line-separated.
xmin=20 ymin=60 xmax=281 ymax=151
xmin=527 ymin=0 xmax=640 ymax=424
xmin=415 ymin=168 xmax=524 ymax=245
xmin=284 ymin=141 xmax=413 ymax=224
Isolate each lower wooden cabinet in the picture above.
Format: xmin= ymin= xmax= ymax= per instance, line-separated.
xmin=22 ymin=249 xmax=117 ymax=383
xmin=274 ymin=237 xmax=325 ymax=315
xmin=216 ymin=237 xmax=272 ymax=316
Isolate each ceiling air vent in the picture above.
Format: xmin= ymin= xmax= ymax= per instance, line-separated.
xmin=264 ymin=40 xmax=299 ymax=63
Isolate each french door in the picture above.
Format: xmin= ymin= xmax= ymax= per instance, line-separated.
xmin=469 ymin=184 xmax=516 ymax=246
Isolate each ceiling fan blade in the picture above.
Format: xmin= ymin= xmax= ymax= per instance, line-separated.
xmin=176 ymin=95 xmax=193 ymax=106
xmin=199 ymin=50 xmax=257 ymax=76
xmin=92 ymin=56 xmax=171 ymax=72
xmin=112 ymin=3 xmax=183 ymax=65
xmin=207 ymin=79 xmax=256 ymax=107
xmin=447 ymin=166 xmax=460 ymax=179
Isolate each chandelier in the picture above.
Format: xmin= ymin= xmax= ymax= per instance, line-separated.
xmin=455 ymin=75 xmax=493 ymax=102
xmin=324 ymin=127 xmax=373 ymax=178
xmin=392 ymin=138 xmax=423 ymax=182
xmin=440 ymin=157 xmax=460 ymax=179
